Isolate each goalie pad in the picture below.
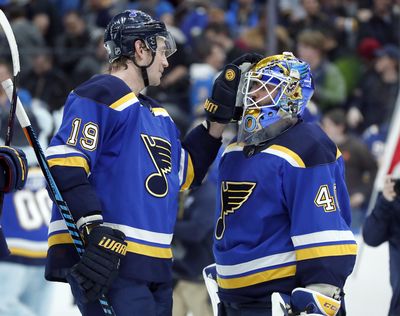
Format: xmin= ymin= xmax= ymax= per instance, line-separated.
xmin=203 ymin=263 xmax=220 ymax=316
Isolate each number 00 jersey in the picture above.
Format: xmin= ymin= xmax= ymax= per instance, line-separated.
xmin=45 ymin=74 xmax=196 ymax=283
xmin=1 ymin=168 xmax=51 ymax=265
xmin=213 ymin=121 xmax=357 ymax=303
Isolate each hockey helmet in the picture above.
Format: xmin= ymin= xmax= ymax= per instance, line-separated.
xmin=104 ymin=10 xmax=177 ymax=63
xmin=237 ymin=52 xmax=314 ymax=146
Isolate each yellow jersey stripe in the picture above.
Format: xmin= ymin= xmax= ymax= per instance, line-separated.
xmin=217 ymin=264 xmax=296 ymax=289
xmin=268 ymin=145 xmax=305 ymax=167
xmin=126 ymin=240 xmax=172 ymax=259
xmin=336 ymin=148 xmax=342 ymax=159
xmin=296 ymin=243 xmax=358 ymax=261
xmin=48 ymin=156 xmax=90 ymax=174
xmin=180 ymin=154 xmax=194 ymax=191
xmin=151 ymin=108 xmax=170 ymax=117
xmin=9 ymin=247 xmax=47 ymax=258
xmin=48 ymin=233 xmax=172 ymax=259
xmin=109 ymin=92 xmax=136 ymax=109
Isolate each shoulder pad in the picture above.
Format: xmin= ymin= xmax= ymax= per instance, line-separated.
xmin=73 ymin=74 xmax=133 ymax=107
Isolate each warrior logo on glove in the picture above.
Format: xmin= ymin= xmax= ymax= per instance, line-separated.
xmin=98 ymin=236 xmax=127 ymax=255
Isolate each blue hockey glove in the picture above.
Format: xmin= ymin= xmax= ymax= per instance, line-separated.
xmin=67 ymin=225 xmax=127 ymax=302
xmin=204 ymin=53 xmax=263 ymax=123
xmin=0 ymin=146 xmax=27 ymax=192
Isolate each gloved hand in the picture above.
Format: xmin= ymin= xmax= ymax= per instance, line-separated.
xmin=271 ymin=286 xmax=341 ymax=316
xmin=291 ymin=287 xmax=341 ymax=316
xmin=0 ymin=146 xmax=27 ymax=192
xmin=67 ymin=225 xmax=127 ymax=302
xmin=204 ymin=53 xmax=263 ymax=123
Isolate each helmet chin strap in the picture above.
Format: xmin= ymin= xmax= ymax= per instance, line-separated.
xmin=130 ymin=49 xmax=156 ymax=87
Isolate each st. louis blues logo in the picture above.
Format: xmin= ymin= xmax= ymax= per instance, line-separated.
xmin=215 ymin=181 xmax=256 ymax=240
xmin=141 ymin=134 xmax=172 ymax=198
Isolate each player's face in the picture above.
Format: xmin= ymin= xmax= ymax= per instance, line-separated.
xmin=248 ymin=81 xmax=279 ymax=107
xmin=147 ymin=37 xmax=170 ymax=86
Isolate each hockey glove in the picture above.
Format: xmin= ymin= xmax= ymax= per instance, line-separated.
xmin=271 ymin=287 xmax=341 ymax=316
xmin=0 ymin=146 xmax=27 ymax=192
xmin=68 ymin=225 xmax=127 ymax=302
xmin=290 ymin=287 xmax=341 ymax=316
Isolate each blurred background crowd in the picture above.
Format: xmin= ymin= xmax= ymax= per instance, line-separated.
xmin=0 ymin=0 xmax=399 ymax=315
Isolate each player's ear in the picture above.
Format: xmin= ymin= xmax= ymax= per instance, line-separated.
xmin=134 ymin=40 xmax=148 ymax=61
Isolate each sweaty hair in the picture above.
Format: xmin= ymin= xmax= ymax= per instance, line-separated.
xmin=108 ymin=56 xmax=130 ymax=73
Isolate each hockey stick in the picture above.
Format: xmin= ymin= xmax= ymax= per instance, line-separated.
xmin=1 ymin=79 xmax=116 ymax=316
xmin=0 ymin=9 xmax=19 ymax=145
xmin=0 ymin=9 xmax=20 ymax=216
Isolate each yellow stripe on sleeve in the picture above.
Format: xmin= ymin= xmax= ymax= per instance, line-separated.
xmin=47 ymin=156 xmax=90 ymax=174
xmin=48 ymin=233 xmax=74 ymax=247
xmin=296 ymin=243 xmax=358 ymax=261
xmin=9 ymin=248 xmax=47 ymax=258
xmin=217 ymin=265 xmax=296 ymax=289
xmin=48 ymin=233 xmax=172 ymax=259
xmin=126 ymin=240 xmax=172 ymax=259
xmin=180 ymin=154 xmax=194 ymax=191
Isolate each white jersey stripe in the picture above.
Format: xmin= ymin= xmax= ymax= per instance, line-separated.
xmin=45 ymin=145 xmax=86 ymax=158
xmin=48 ymin=220 xmax=173 ymax=245
xmin=216 ymin=250 xmax=296 ymax=276
xmin=291 ymin=230 xmax=356 ymax=247
xmin=6 ymin=238 xmax=48 ymax=251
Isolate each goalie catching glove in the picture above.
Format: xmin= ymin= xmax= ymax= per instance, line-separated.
xmin=204 ymin=53 xmax=262 ymax=123
xmin=67 ymin=225 xmax=127 ymax=302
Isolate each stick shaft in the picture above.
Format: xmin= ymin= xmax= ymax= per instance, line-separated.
xmin=1 ymin=78 xmax=116 ymax=316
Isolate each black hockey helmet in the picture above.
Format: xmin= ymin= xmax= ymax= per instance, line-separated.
xmin=104 ymin=9 xmax=177 ymax=63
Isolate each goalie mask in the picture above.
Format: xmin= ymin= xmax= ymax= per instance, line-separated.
xmin=237 ymin=52 xmax=314 ymax=147
xmin=104 ymin=10 xmax=176 ymax=63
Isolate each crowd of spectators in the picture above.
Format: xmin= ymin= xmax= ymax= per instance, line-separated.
xmin=0 ymin=0 xmax=399 ymax=313
xmin=0 ymin=0 xmax=397 ymax=235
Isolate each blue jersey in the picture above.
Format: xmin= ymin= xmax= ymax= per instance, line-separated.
xmin=213 ymin=122 xmax=357 ymax=303
xmin=0 ymin=228 xmax=9 ymax=258
xmin=45 ymin=74 xmax=195 ymax=282
xmin=1 ymin=168 xmax=51 ymax=265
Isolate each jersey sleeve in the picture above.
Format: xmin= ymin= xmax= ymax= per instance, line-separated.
xmin=282 ymin=155 xmax=357 ymax=289
xmin=46 ymin=93 xmax=121 ymax=227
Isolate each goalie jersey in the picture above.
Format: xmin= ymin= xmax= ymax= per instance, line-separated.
xmin=213 ymin=121 xmax=357 ymax=303
xmin=45 ymin=74 xmax=197 ymax=283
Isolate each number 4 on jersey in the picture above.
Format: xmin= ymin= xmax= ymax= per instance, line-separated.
xmin=314 ymin=184 xmax=336 ymax=212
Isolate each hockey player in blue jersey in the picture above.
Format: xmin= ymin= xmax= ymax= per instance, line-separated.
xmin=0 ymin=146 xmax=27 ymax=258
xmin=44 ymin=9 xmax=261 ymax=316
xmin=211 ymin=52 xmax=357 ymax=316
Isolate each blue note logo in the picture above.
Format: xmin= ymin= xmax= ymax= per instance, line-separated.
xmin=141 ymin=134 xmax=172 ymax=198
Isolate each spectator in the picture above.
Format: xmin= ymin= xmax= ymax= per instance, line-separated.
xmin=172 ymin=178 xmax=216 ymax=316
xmin=54 ymin=10 xmax=98 ymax=87
xmin=203 ymin=22 xmax=247 ymax=63
xmin=19 ymin=48 xmax=70 ymax=113
xmin=7 ymin=4 xmax=45 ymax=70
xmin=321 ymin=109 xmax=377 ymax=233
xmin=189 ymin=37 xmax=226 ymax=118
xmin=363 ymin=174 xmax=400 ymax=316
xmin=348 ymin=44 xmax=400 ymax=133
xmin=297 ymin=29 xmax=346 ymax=112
